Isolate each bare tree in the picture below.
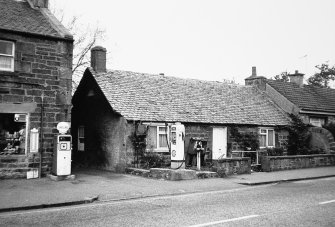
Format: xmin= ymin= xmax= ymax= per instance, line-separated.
xmin=50 ymin=3 xmax=105 ymax=90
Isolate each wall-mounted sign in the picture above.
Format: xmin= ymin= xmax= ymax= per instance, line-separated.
xmin=30 ymin=128 xmax=39 ymax=153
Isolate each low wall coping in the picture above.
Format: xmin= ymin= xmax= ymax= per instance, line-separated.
xmin=262 ymin=154 xmax=335 ymax=160
xmin=216 ymin=157 xmax=250 ymax=163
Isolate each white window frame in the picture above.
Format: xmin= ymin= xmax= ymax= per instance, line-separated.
xmin=309 ymin=117 xmax=325 ymax=127
xmin=143 ymin=123 xmax=170 ymax=152
xmin=157 ymin=125 xmax=169 ymax=150
xmin=259 ymin=128 xmax=275 ymax=148
xmin=0 ymin=40 xmax=15 ymax=72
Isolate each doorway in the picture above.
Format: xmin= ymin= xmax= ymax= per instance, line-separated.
xmin=212 ymin=127 xmax=227 ymax=159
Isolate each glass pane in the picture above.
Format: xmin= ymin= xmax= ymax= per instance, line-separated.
xmin=159 ymin=134 xmax=168 ymax=148
xmin=260 ymin=135 xmax=266 ymax=147
xmin=268 ymin=130 xmax=274 ymax=146
xmin=310 ymin=118 xmax=322 ymax=127
xmin=78 ymin=126 xmax=84 ymax=137
xmin=0 ymin=56 xmax=13 ymax=69
xmin=260 ymin=129 xmax=266 ymax=134
xmin=0 ymin=41 xmax=13 ymax=55
xmin=158 ymin=127 xmax=167 ymax=132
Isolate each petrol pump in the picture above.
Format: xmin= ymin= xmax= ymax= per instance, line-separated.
xmin=52 ymin=122 xmax=72 ymax=176
xmin=170 ymin=122 xmax=185 ymax=169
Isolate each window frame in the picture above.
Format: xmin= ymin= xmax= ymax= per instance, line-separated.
xmin=0 ymin=40 xmax=15 ymax=72
xmin=78 ymin=125 xmax=85 ymax=151
xmin=259 ymin=127 xmax=275 ymax=148
xmin=143 ymin=123 xmax=170 ymax=152
xmin=0 ymin=113 xmax=29 ymax=156
xmin=309 ymin=117 xmax=325 ymax=127
xmin=157 ymin=125 xmax=169 ymax=150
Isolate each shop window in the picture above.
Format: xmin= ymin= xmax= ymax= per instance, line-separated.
xmin=259 ymin=128 xmax=275 ymax=148
xmin=0 ymin=113 xmax=27 ymax=155
xmin=309 ymin=117 xmax=325 ymax=127
xmin=78 ymin=125 xmax=85 ymax=151
xmin=0 ymin=40 xmax=15 ymax=72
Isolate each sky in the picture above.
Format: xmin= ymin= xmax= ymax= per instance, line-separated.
xmin=50 ymin=0 xmax=335 ymax=85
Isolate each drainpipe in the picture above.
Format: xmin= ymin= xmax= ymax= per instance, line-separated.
xmin=39 ymin=93 xmax=44 ymax=178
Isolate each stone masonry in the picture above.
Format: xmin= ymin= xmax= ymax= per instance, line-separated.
xmin=0 ymin=32 xmax=73 ymax=178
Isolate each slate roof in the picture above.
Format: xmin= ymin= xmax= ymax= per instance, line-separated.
xmin=267 ymin=80 xmax=335 ymax=113
xmin=86 ymin=69 xmax=289 ymax=126
xmin=0 ymin=0 xmax=72 ymax=40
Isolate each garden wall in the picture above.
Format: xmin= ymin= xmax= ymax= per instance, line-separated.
xmin=260 ymin=154 xmax=335 ymax=172
xmin=211 ymin=157 xmax=251 ymax=177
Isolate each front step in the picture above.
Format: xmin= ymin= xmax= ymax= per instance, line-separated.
xmin=126 ymin=167 xmax=219 ymax=180
xmin=196 ymin=171 xmax=218 ymax=179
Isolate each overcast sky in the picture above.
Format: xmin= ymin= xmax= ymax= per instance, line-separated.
xmin=51 ymin=0 xmax=335 ymax=85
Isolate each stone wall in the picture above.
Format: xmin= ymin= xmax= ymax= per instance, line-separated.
xmin=228 ymin=126 xmax=288 ymax=153
xmin=211 ymin=157 xmax=251 ymax=177
xmin=260 ymin=154 xmax=335 ymax=172
xmin=0 ymin=31 xmax=73 ymax=178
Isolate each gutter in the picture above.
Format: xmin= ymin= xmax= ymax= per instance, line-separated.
xmin=300 ymin=110 xmax=335 ymax=116
xmin=0 ymin=28 xmax=73 ymax=42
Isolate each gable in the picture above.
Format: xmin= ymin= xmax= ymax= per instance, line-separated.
xmin=72 ymin=69 xmax=116 ymax=114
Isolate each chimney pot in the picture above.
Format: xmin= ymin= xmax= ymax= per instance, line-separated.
xmin=28 ymin=0 xmax=49 ymax=8
xmin=91 ymin=46 xmax=107 ymax=73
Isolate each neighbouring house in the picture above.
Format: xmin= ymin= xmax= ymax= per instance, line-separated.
xmin=245 ymin=67 xmax=335 ymax=152
xmin=71 ymin=47 xmax=290 ymax=172
xmin=0 ymin=0 xmax=73 ymax=178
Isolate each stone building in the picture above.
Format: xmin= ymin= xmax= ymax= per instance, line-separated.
xmin=0 ymin=0 xmax=73 ymax=178
xmin=71 ymin=47 xmax=289 ymax=172
xmin=245 ymin=67 xmax=335 ymax=152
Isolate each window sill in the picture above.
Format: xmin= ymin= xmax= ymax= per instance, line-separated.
xmin=0 ymin=154 xmax=27 ymax=159
xmin=149 ymin=148 xmax=169 ymax=153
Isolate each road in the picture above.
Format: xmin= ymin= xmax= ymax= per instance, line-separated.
xmin=1 ymin=177 xmax=335 ymax=227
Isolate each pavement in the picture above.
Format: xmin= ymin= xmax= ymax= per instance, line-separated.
xmin=0 ymin=166 xmax=335 ymax=213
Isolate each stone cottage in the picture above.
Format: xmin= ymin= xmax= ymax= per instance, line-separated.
xmin=0 ymin=0 xmax=73 ymax=178
xmin=245 ymin=67 xmax=335 ymax=152
xmin=71 ymin=47 xmax=290 ymax=172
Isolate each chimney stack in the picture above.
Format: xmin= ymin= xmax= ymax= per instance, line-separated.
xmin=91 ymin=46 xmax=107 ymax=73
xmin=251 ymin=66 xmax=257 ymax=77
xmin=28 ymin=0 xmax=49 ymax=8
xmin=244 ymin=66 xmax=267 ymax=90
xmin=289 ymin=70 xmax=304 ymax=87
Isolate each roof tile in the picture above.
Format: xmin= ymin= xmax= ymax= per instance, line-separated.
xmin=91 ymin=69 xmax=289 ymax=126
xmin=267 ymin=80 xmax=335 ymax=113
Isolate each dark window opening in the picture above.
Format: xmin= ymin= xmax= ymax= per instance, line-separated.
xmin=0 ymin=113 xmax=27 ymax=155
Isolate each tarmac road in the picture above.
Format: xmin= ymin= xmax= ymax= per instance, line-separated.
xmin=1 ymin=177 xmax=335 ymax=227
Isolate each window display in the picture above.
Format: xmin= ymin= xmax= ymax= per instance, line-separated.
xmin=0 ymin=113 xmax=27 ymax=155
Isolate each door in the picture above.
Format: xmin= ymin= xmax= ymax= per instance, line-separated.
xmin=212 ymin=127 xmax=227 ymax=159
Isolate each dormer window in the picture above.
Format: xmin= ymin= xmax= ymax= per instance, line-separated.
xmin=0 ymin=40 xmax=15 ymax=72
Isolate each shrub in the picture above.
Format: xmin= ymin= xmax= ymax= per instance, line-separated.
xmin=230 ymin=127 xmax=259 ymax=151
xmin=141 ymin=152 xmax=166 ymax=169
xmin=285 ymin=114 xmax=311 ymax=155
xmin=265 ymin=147 xmax=285 ymax=156
xmin=323 ymin=122 xmax=335 ymax=139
